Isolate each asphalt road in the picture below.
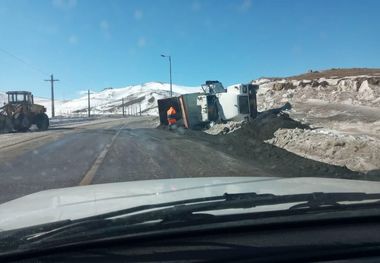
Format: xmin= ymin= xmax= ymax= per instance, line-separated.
xmin=0 ymin=117 xmax=267 ymax=204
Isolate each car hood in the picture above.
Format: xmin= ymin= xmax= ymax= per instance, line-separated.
xmin=1 ymin=176 xmax=380 ymax=231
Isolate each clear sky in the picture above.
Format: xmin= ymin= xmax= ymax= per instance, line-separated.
xmin=0 ymin=0 xmax=379 ymax=99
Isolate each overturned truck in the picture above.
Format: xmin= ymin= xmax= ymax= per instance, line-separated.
xmin=158 ymin=81 xmax=258 ymax=129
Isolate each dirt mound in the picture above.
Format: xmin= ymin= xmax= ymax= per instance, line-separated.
xmin=233 ymin=109 xmax=309 ymax=141
xmin=187 ymin=109 xmax=379 ymax=181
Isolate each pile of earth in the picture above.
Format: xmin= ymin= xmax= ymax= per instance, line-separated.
xmin=188 ymin=109 xmax=379 ymax=181
xmin=266 ymin=128 xmax=380 ymax=174
xmin=244 ymin=69 xmax=380 ymax=176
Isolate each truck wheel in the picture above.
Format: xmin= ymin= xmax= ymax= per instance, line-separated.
xmin=36 ymin=113 xmax=49 ymax=131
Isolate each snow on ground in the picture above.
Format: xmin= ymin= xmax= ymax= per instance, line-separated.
xmin=266 ymin=127 xmax=380 ymax=173
xmin=204 ymin=121 xmax=244 ymax=135
xmin=254 ymin=75 xmax=380 ymax=111
xmin=250 ymin=72 xmax=380 ymax=173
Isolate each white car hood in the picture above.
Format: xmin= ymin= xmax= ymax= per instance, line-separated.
xmin=1 ymin=176 xmax=380 ymax=231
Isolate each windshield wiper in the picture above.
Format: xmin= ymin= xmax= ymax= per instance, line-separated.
xmin=19 ymin=191 xmax=380 ymax=244
xmin=73 ymin=191 xmax=380 ymax=222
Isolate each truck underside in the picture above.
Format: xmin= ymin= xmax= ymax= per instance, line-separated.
xmin=158 ymin=81 xmax=258 ymax=129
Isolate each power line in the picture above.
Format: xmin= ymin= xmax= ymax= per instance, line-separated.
xmin=0 ymin=47 xmax=48 ymax=76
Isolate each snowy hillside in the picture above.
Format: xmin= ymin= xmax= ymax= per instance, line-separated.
xmin=54 ymin=82 xmax=200 ymax=117
xmin=1 ymin=82 xmax=200 ymax=117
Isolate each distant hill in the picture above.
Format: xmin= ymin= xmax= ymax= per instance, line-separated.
xmin=1 ymin=82 xmax=200 ymax=117
xmin=260 ymin=68 xmax=380 ymax=81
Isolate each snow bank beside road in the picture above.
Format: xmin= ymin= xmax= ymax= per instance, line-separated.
xmin=266 ymin=128 xmax=380 ymax=173
xmin=204 ymin=121 xmax=244 ymax=135
xmin=250 ymin=72 xmax=380 ymax=174
xmin=254 ymin=75 xmax=380 ymax=111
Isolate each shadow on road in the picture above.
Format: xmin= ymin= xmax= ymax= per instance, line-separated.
xmin=367 ymin=169 xmax=380 ymax=177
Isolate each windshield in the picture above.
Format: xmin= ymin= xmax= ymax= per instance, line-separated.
xmin=0 ymin=0 xmax=379 ymax=251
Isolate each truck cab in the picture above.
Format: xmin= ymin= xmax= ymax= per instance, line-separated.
xmin=7 ymin=91 xmax=34 ymax=105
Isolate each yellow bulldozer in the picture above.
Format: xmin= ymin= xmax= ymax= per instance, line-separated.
xmin=0 ymin=91 xmax=49 ymax=132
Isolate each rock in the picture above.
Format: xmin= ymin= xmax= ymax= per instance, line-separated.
xmin=272 ymin=82 xmax=296 ymax=91
xmin=368 ymin=77 xmax=380 ymax=86
xmin=311 ymin=81 xmax=320 ymax=87
xmin=221 ymin=127 xmax=230 ymax=134
xmin=319 ymin=81 xmax=329 ymax=87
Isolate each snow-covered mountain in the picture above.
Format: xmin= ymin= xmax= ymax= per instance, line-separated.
xmin=1 ymin=82 xmax=201 ymax=117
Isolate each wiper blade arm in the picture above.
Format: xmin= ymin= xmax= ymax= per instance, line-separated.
xmin=83 ymin=191 xmax=380 ymax=223
xmin=22 ymin=192 xmax=380 ymax=243
xmin=121 ymin=192 xmax=380 ymax=225
xmin=224 ymin=192 xmax=380 ymax=209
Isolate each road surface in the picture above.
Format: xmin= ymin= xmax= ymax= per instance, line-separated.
xmin=0 ymin=117 xmax=267 ymax=204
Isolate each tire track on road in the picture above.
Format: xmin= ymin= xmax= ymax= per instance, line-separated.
xmin=79 ymin=125 xmax=125 ymax=186
xmin=0 ymin=134 xmax=53 ymax=151
xmin=0 ymin=119 xmax=127 ymax=164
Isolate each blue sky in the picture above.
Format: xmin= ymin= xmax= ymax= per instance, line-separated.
xmin=0 ymin=0 xmax=379 ymax=99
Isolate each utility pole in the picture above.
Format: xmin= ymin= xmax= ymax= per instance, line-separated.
xmin=44 ymin=74 xmax=59 ymax=117
xmin=161 ymin=54 xmax=172 ymax=97
xmin=87 ymin=90 xmax=91 ymax=118
xmin=122 ymin=98 xmax=125 ymax=116
xmin=169 ymin=56 xmax=172 ymax=97
xmin=139 ymin=101 xmax=141 ymax=116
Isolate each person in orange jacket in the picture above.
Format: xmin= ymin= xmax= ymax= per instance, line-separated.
xmin=167 ymin=106 xmax=177 ymax=129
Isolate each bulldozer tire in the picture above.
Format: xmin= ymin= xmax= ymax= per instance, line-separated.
xmin=14 ymin=114 xmax=31 ymax=132
xmin=4 ymin=117 xmax=14 ymax=132
xmin=36 ymin=113 xmax=49 ymax=131
xmin=0 ymin=118 xmax=5 ymax=132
